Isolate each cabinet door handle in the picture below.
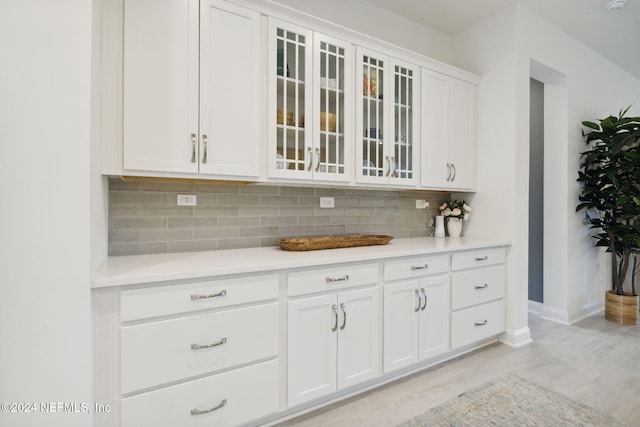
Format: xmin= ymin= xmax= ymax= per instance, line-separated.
xmin=306 ymin=146 xmax=314 ymax=170
xmin=474 ymin=256 xmax=489 ymax=262
xmin=326 ymin=275 xmax=349 ymax=283
xmin=414 ymin=289 xmax=421 ymax=312
xmin=201 ymin=134 xmax=208 ymax=164
xmin=385 ymin=156 xmax=392 ymax=177
xmin=190 ymin=290 xmax=227 ymax=300
xmin=446 ymin=163 xmax=452 ymax=181
xmin=315 ymin=147 xmax=321 ymax=172
xmin=340 ymin=303 xmax=347 ymax=330
xmin=191 ymin=337 xmax=227 ymax=350
xmin=190 ymin=133 xmax=197 ymax=163
xmin=191 ymin=399 xmax=227 ymax=416
xmin=390 ymin=156 xmax=397 ymax=177
xmin=420 ymin=288 xmax=427 ymax=311
xmin=474 ymin=320 xmax=488 ymax=326
xmin=475 ymin=284 xmax=489 ymax=289
xmin=451 ymin=163 xmax=456 ymax=181
xmin=332 ymin=304 xmax=338 ymax=332
xmin=411 ymin=264 xmax=428 ymax=271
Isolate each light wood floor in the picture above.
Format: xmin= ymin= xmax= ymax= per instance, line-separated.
xmin=279 ymin=312 xmax=640 ymax=426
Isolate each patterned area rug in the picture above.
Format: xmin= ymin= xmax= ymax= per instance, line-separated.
xmin=398 ymin=373 xmax=627 ymax=427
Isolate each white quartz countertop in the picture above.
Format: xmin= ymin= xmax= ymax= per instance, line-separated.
xmin=92 ymin=237 xmax=510 ymax=288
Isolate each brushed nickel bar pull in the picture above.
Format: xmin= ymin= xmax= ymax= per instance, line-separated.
xmin=420 ymin=288 xmax=427 ymax=311
xmin=414 ymin=289 xmax=421 ymax=312
xmin=451 ymin=163 xmax=456 ymax=181
xmin=190 ymin=133 xmax=197 ymax=163
xmin=315 ymin=147 xmax=321 ymax=171
xmin=201 ymin=134 xmax=208 ymax=164
xmin=385 ymin=156 xmax=392 ymax=176
xmin=390 ymin=156 xmax=397 ymax=177
xmin=332 ymin=304 xmax=338 ymax=332
xmin=474 ymin=320 xmax=488 ymax=326
xmin=475 ymin=284 xmax=489 ymax=289
xmin=474 ymin=256 xmax=489 ymax=261
xmin=340 ymin=303 xmax=347 ymax=330
xmin=190 ymin=290 xmax=227 ymax=300
xmin=191 ymin=337 xmax=227 ymax=350
xmin=411 ymin=264 xmax=428 ymax=271
xmin=191 ymin=399 xmax=227 ymax=416
xmin=307 ymin=146 xmax=314 ymax=170
xmin=326 ymin=275 xmax=349 ymax=283
xmin=446 ymin=163 xmax=452 ymax=181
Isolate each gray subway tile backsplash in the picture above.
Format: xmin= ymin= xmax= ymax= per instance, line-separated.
xmin=107 ymin=178 xmax=449 ymax=256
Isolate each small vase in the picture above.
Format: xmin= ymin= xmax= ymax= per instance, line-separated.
xmin=447 ymin=217 xmax=462 ymax=238
xmin=434 ymin=216 xmax=445 ymax=237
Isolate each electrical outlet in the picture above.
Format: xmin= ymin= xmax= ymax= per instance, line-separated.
xmin=320 ymin=197 xmax=335 ymax=208
xmin=416 ymin=200 xmax=429 ymax=209
xmin=177 ymin=194 xmax=197 ymax=206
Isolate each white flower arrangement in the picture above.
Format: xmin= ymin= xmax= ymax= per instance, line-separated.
xmin=439 ymin=200 xmax=472 ymax=220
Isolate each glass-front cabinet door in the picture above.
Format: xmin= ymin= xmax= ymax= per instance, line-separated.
xmin=356 ymin=47 xmax=418 ymax=186
xmin=268 ymin=19 xmax=351 ymax=182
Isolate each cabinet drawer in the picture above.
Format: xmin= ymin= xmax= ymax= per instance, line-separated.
xmin=121 ymin=359 xmax=278 ymax=427
xmin=288 ymin=263 xmax=378 ymax=297
xmin=451 ymin=265 xmax=505 ymax=310
xmin=121 ymin=274 xmax=278 ymax=321
xmin=451 ymin=247 xmax=505 ymax=271
xmin=383 ymin=255 xmax=448 ymax=282
xmin=451 ymin=299 xmax=505 ymax=348
xmin=121 ymin=303 xmax=278 ymax=393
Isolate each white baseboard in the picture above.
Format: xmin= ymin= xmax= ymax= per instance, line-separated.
xmin=528 ymin=300 xmax=543 ymax=315
xmin=499 ymin=326 xmax=532 ymax=348
xmin=540 ymin=301 xmax=603 ymax=325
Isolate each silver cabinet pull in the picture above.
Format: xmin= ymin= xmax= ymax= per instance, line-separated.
xmin=446 ymin=163 xmax=452 ymax=181
xmin=420 ymin=288 xmax=427 ymax=311
xmin=307 ymin=146 xmax=314 ymax=170
xmin=411 ymin=264 xmax=428 ymax=271
xmin=475 ymin=256 xmax=489 ymax=261
xmin=326 ymin=275 xmax=349 ymax=283
xmin=331 ymin=304 xmax=338 ymax=332
xmin=390 ymin=156 xmax=397 ymax=177
xmin=414 ymin=289 xmax=421 ymax=312
xmin=475 ymin=284 xmax=489 ymax=289
xmin=191 ymin=337 xmax=227 ymax=350
xmin=451 ymin=163 xmax=456 ymax=181
xmin=201 ymin=134 xmax=208 ymax=164
xmin=315 ymin=147 xmax=321 ymax=171
xmin=474 ymin=320 xmax=488 ymax=326
xmin=190 ymin=133 xmax=197 ymax=163
xmin=191 ymin=399 xmax=227 ymax=416
xmin=385 ymin=156 xmax=392 ymax=177
xmin=191 ymin=290 xmax=227 ymax=300
xmin=340 ymin=303 xmax=347 ymax=330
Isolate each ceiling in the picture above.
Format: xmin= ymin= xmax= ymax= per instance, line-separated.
xmin=365 ymin=0 xmax=640 ymax=79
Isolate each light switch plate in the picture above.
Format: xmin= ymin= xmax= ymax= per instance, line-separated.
xmin=320 ymin=197 xmax=335 ymax=208
xmin=416 ymin=200 xmax=429 ymax=209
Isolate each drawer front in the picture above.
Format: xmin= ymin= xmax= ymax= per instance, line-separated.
xmin=383 ymin=254 xmax=449 ymax=282
xmin=121 ymin=359 xmax=278 ymax=427
xmin=121 ymin=303 xmax=278 ymax=393
xmin=451 ymin=265 xmax=505 ymax=310
xmin=288 ymin=263 xmax=378 ymax=297
xmin=121 ymin=274 xmax=278 ymax=322
xmin=451 ymin=247 xmax=505 ymax=271
xmin=451 ymin=299 xmax=505 ymax=349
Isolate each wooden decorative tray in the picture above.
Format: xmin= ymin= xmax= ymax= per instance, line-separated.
xmin=275 ymin=234 xmax=393 ymax=251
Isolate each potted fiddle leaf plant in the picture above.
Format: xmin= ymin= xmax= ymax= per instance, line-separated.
xmin=576 ymin=107 xmax=640 ymax=325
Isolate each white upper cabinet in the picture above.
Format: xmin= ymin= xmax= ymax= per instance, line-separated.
xmin=123 ymin=0 xmax=261 ymax=178
xmin=268 ymin=19 xmax=352 ymax=182
xmin=421 ymin=68 xmax=476 ymax=190
xmin=356 ymin=47 xmax=419 ymax=187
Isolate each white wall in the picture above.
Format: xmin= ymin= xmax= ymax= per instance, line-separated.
xmin=0 ymin=1 xmax=103 ymax=425
xmin=454 ymin=4 xmax=640 ymax=328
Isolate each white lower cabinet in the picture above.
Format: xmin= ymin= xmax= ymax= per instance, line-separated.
xmin=121 ymin=359 xmax=278 ymax=427
xmin=383 ymin=275 xmax=450 ymax=373
xmin=287 ymin=286 xmax=380 ymax=406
